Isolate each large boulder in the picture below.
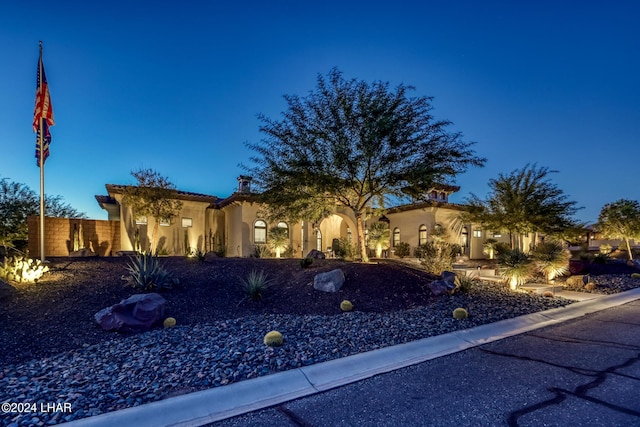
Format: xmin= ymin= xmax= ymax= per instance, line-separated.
xmin=95 ymin=293 xmax=167 ymax=332
xmin=428 ymin=271 xmax=458 ymax=296
xmin=306 ymin=249 xmax=326 ymax=260
xmin=314 ymin=269 xmax=345 ymax=292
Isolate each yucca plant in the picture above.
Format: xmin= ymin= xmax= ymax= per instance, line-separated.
xmin=532 ymin=241 xmax=570 ymax=282
xmin=123 ymin=252 xmax=177 ymax=290
xmin=239 ymin=269 xmax=272 ymax=301
xmin=454 ymin=274 xmax=478 ymax=294
xmin=498 ymin=249 xmax=533 ymax=290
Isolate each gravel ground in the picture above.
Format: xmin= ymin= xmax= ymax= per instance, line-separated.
xmin=1 ymin=259 xmax=639 ymax=426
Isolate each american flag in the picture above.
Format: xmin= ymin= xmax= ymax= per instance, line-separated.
xmin=34 ymin=47 xmax=54 ymax=166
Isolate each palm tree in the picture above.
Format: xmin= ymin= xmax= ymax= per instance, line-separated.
xmin=268 ymin=226 xmax=289 ymax=258
xmin=532 ymin=241 xmax=570 ymax=282
xmin=366 ymin=222 xmax=390 ymax=258
xmin=498 ymin=248 xmax=533 ymax=290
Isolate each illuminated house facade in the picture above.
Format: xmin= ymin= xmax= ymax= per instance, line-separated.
xmin=96 ymin=176 xmax=531 ymax=259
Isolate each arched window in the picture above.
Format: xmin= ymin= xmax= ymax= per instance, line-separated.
xmin=461 ymin=226 xmax=469 ymax=248
xmin=418 ymin=224 xmax=428 ymax=246
xmin=277 ymin=221 xmax=289 ymax=237
xmin=254 ymin=220 xmax=267 ymax=244
xmin=393 ymin=227 xmax=400 ymax=247
xmin=316 ymin=228 xmax=322 ymax=251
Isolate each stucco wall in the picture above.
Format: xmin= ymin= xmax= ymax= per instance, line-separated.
xmin=28 ymin=216 xmax=120 ymax=257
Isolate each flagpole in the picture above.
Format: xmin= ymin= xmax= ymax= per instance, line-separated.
xmin=38 ymin=42 xmax=45 ymax=262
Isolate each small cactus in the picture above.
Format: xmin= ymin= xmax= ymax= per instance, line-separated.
xmin=452 ymin=307 xmax=468 ymax=320
xmin=264 ymin=330 xmax=284 ymax=347
xmin=163 ymin=317 xmax=176 ymax=328
xmin=631 ymin=273 xmax=640 ymax=279
xmin=340 ymin=300 xmax=353 ymax=312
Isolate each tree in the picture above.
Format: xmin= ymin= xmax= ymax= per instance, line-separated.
xmin=597 ymin=199 xmax=640 ymax=260
xmin=246 ymin=68 xmax=485 ymax=261
xmin=366 ymin=222 xmax=390 ymax=258
xmin=121 ymin=168 xmax=183 ymax=253
xmin=0 ymin=177 xmax=85 ymax=251
xmin=464 ymin=164 xmax=580 ymax=250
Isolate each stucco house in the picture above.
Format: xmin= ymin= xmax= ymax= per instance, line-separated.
xmin=95 ymin=176 xmax=531 ymax=259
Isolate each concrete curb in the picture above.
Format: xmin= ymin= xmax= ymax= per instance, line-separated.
xmin=62 ymin=287 xmax=640 ymax=427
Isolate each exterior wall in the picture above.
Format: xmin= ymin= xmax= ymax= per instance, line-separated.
xmin=28 ymin=216 xmax=120 ymax=257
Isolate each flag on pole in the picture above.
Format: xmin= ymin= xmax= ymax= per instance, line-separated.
xmin=34 ymin=46 xmax=54 ymax=166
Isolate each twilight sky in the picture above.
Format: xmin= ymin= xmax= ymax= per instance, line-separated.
xmin=1 ymin=1 xmax=638 ymax=224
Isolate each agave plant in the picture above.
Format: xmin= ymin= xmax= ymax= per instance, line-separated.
xmin=123 ymin=252 xmax=177 ymax=290
xmin=498 ymin=249 xmax=533 ymax=290
xmin=532 ymin=241 xmax=570 ymax=282
xmin=239 ymin=269 xmax=272 ymax=301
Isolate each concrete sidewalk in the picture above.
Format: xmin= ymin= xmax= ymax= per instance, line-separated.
xmin=62 ymin=288 xmax=640 ymax=427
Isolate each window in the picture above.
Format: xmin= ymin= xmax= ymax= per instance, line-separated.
xmin=277 ymin=221 xmax=289 ymax=237
xmin=393 ymin=227 xmax=400 ymax=247
xmin=461 ymin=227 xmax=469 ymax=248
xmin=492 ymin=232 xmax=502 ymax=238
xmin=316 ymin=229 xmax=322 ymax=251
xmin=135 ymin=216 xmax=147 ymax=225
xmin=181 ymin=217 xmax=193 ymax=228
xmin=418 ymin=224 xmax=428 ymax=245
xmin=159 ymin=218 xmax=171 ymax=227
xmin=473 ymin=229 xmax=483 ymax=238
xmin=254 ymin=220 xmax=267 ymax=243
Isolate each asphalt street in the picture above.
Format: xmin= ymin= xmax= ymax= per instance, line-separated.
xmin=211 ymin=300 xmax=640 ymax=427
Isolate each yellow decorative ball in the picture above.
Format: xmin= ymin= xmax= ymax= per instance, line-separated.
xmin=163 ymin=317 xmax=177 ymax=328
xmin=264 ymin=330 xmax=284 ymax=347
xmin=452 ymin=308 xmax=468 ymax=320
xmin=340 ymin=300 xmax=353 ymax=312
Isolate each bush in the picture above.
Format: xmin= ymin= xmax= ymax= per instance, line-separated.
xmin=417 ymin=241 xmax=458 ymax=275
xmin=123 ymin=252 xmax=177 ymax=290
xmin=592 ymin=253 xmax=609 ymax=264
xmin=333 ymin=237 xmax=357 ymax=260
xmin=300 ymin=258 xmax=313 ymax=268
xmin=454 ymin=274 xmax=477 ymax=294
xmin=263 ymin=330 xmax=284 ymax=347
xmin=394 ymin=242 xmax=411 ymax=259
xmin=253 ymin=244 xmax=272 ymax=258
xmin=239 ymin=269 xmax=272 ymax=301
xmin=543 ymin=291 xmax=555 ymax=298
xmin=498 ymin=249 xmax=533 ymax=290
xmin=0 ymin=255 xmax=49 ymax=284
xmin=452 ymin=308 xmax=468 ymax=319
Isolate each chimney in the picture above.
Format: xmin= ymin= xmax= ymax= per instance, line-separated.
xmin=237 ymin=175 xmax=252 ymax=194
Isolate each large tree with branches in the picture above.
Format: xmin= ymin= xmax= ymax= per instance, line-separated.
xmin=597 ymin=199 xmax=640 ymax=260
xmin=464 ymin=164 xmax=580 ymax=249
xmin=246 ymin=68 xmax=485 ymax=261
xmin=121 ymin=168 xmax=183 ymax=253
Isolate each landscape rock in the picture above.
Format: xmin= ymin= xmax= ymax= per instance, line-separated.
xmin=314 ymin=269 xmax=345 ymax=292
xmin=306 ymin=249 xmax=326 ymax=259
xmin=429 ymin=271 xmax=458 ymax=296
xmin=95 ymin=293 xmax=167 ymax=332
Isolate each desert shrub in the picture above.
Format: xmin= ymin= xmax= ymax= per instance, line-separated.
xmin=543 ymin=291 xmax=555 ymax=298
xmin=394 ymin=242 xmax=411 ymax=259
xmin=123 ymin=252 xmax=177 ymax=290
xmin=334 ymin=237 xmax=357 ymax=260
xmin=214 ymin=246 xmax=227 ymax=257
xmin=498 ymin=249 xmax=533 ymax=290
xmin=300 ymin=257 xmax=313 ymax=268
xmin=532 ymin=241 xmax=570 ymax=282
xmin=565 ymin=275 xmax=587 ymax=288
xmin=282 ymin=246 xmax=296 ymax=258
xmin=263 ymin=330 xmax=284 ymax=347
xmin=239 ymin=269 xmax=272 ymax=301
xmin=452 ymin=308 xmax=468 ymax=319
xmin=417 ymin=241 xmax=458 ymax=275
xmin=482 ymin=238 xmax=498 ymax=259
xmin=631 ymin=273 xmax=640 ymax=279
xmin=253 ymin=244 xmax=272 ymax=258
xmin=194 ymin=248 xmax=206 ymax=262
xmin=0 ymin=255 xmax=49 ymax=284
xmin=454 ymin=274 xmax=477 ymax=294
xmin=340 ymin=300 xmax=353 ymax=311
xmin=494 ymin=242 xmax=511 ymax=256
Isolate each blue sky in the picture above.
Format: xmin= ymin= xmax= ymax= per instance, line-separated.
xmin=1 ymin=1 xmax=638 ymax=223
